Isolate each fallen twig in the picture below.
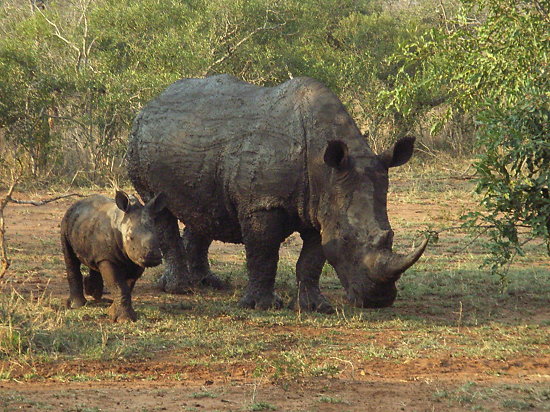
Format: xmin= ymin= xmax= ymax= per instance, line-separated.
xmin=9 ymin=193 xmax=85 ymax=206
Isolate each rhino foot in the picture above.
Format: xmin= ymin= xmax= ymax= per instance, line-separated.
xmin=158 ymin=270 xmax=228 ymax=293
xmin=238 ymin=292 xmax=283 ymax=310
xmin=84 ymin=276 xmax=104 ymax=301
xmin=157 ymin=273 xmax=195 ymax=294
xmin=108 ymin=303 xmax=137 ymax=323
xmin=66 ymin=296 xmax=87 ymax=309
xmin=199 ymin=272 xmax=230 ymax=290
xmin=297 ymin=290 xmax=335 ymax=314
xmin=86 ymin=298 xmax=113 ymax=306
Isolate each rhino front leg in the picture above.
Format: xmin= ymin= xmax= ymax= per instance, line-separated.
xmin=62 ymin=234 xmax=87 ymax=309
xmin=98 ymin=261 xmax=137 ymax=322
xmin=238 ymin=210 xmax=285 ymax=310
xmin=295 ymin=231 xmax=334 ymax=314
xmin=182 ymin=227 xmax=226 ymax=289
xmin=155 ymin=208 xmax=194 ymax=294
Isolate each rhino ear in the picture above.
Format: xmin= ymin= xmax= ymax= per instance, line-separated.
xmin=115 ymin=190 xmax=131 ymax=212
xmin=379 ymin=136 xmax=415 ymax=168
xmin=324 ymin=140 xmax=349 ymax=170
xmin=147 ymin=192 xmax=168 ymax=215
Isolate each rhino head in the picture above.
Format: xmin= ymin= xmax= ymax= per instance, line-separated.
xmin=115 ymin=191 xmax=168 ymax=268
xmin=317 ymin=136 xmax=427 ymax=308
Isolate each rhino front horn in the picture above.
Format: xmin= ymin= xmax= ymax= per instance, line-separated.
xmin=386 ymin=238 xmax=428 ymax=278
xmin=365 ymin=238 xmax=428 ymax=282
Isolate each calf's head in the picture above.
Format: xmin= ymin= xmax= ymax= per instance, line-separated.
xmin=115 ymin=191 xmax=167 ymax=268
xmin=319 ymin=136 xmax=428 ymax=308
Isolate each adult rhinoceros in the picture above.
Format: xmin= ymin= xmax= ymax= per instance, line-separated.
xmin=127 ymin=74 xmax=427 ymax=313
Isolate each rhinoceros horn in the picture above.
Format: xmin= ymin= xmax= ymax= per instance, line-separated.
xmin=364 ymin=238 xmax=429 ymax=282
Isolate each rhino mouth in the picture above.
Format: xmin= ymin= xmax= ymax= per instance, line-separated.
xmin=347 ymin=283 xmax=397 ymax=309
xmin=343 ymin=238 xmax=429 ymax=308
xmin=137 ymin=253 xmax=163 ymax=268
xmin=141 ymin=258 xmax=162 ymax=267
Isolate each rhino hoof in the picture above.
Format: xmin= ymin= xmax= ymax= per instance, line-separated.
xmin=299 ymin=294 xmax=335 ymax=314
xmin=84 ymin=276 xmax=104 ymax=301
xmin=238 ymin=292 xmax=283 ymax=310
xmin=108 ymin=304 xmax=137 ymax=323
xmin=157 ymin=274 xmax=194 ymax=294
xmin=200 ymin=273 xmax=230 ymax=290
xmin=66 ymin=296 xmax=87 ymax=309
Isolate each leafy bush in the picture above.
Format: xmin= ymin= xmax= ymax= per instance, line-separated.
xmin=0 ymin=0 xmax=443 ymax=183
xmin=465 ymin=88 xmax=549 ymax=276
xmin=385 ymin=0 xmax=549 ymax=273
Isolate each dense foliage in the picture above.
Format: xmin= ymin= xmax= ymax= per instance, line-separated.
xmin=0 ymin=0 xmax=441 ymax=183
xmin=385 ymin=0 xmax=549 ymax=273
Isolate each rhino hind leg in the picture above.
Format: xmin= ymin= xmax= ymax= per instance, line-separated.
xmin=130 ymin=183 xmax=191 ymax=293
xmin=155 ymin=208 xmax=196 ymax=294
xmin=294 ymin=231 xmax=334 ymax=314
xmin=182 ymin=227 xmax=227 ymax=290
xmin=238 ymin=209 xmax=286 ymax=310
xmin=62 ymin=234 xmax=87 ymax=309
xmin=84 ymin=269 xmax=104 ymax=301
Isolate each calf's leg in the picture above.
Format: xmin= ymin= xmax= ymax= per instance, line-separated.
xmin=98 ymin=261 xmax=137 ymax=322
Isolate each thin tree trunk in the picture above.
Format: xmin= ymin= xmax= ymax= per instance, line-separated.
xmin=0 ymin=181 xmax=17 ymax=279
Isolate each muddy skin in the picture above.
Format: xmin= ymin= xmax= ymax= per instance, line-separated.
xmin=61 ymin=191 xmax=167 ymax=322
xmin=127 ymin=74 xmax=427 ymax=312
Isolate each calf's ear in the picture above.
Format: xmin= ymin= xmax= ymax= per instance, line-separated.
xmin=147 ymin=192 xmax=168 ymax=214
xmin=379 ymin=136 xmax=416 ymax=168
xmin=115 ymin=191 xmax=131 ymax=212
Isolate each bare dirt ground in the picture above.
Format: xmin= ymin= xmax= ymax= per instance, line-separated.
xmin=0 ymin=188 xmax=548 ymax=411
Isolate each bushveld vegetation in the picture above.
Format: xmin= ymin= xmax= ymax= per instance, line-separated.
xmin=0 ymin=0 xmax=441 ymax=184
xmin=1 ymin=0 xmax=447 ymax=184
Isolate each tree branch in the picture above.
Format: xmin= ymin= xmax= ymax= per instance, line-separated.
xmin=202 ymin=14 xmax=286 ymax=77
xmin=36 ymin=7 xmax=80 ymax=55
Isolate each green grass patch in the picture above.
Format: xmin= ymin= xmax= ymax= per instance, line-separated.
xmin=433 ymin=382 xmax=550 ymax=411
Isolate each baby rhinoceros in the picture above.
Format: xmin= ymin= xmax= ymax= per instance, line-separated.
xmin=61 ymin=191 xmax=167 ymax=322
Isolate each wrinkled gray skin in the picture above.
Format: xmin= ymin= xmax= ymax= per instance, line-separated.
xmin=61 ymin=191 xmax=167 ymax=322
xmin=127 ymin=74 xmax=428 ymax=313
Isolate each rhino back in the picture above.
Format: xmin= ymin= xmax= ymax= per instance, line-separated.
xmin=61 ymin=195 xmax=125 ymax=270
xmin=128 ymin=75 xmax=314 ymax=241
